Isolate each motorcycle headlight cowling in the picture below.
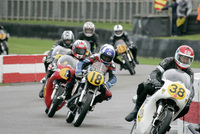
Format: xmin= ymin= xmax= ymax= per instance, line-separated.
xmin=86 ymin=71 xmax=105 ymax=86
xmin=59 ymin=68 xmax=70 ymax=80
xmin=117 ymin=44 xmax=127 ymax=53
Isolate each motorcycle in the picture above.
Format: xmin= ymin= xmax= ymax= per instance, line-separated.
xmin=39 ymin=45 xmax=72 ymax=98
xmin=131 ymin=69 xmax=193 ymax=134
xmin=44 ymin=54 xmax=79 ymax=117
xmin=0 ymin=29 xmax=9 ymax=55
xmin=66 ymin=62 xmax=112 ymax=127
xmin=114 ymin=39 xmax=135 ymax=75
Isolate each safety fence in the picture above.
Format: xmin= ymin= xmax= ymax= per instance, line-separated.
xmin=0 ymin=0 xmax=198 ymax=24
xmin=0 ymin=55 xmax=46 ymax=83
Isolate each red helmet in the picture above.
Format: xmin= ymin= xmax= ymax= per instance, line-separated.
xmin=175 ymin=45 xmax=194 ymax=69
xmin=72 ymin=40 xmax=87 ymax=60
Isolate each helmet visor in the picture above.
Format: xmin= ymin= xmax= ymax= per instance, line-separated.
xmin=64 ymin=40 xmax=72 ymax=45
xmin=85 ymin=29 xmax=93 ymax=34
xmin=115 ymin=31 xmax=122 ymax=35
xmin=100 ymin=54 xmax=112 ymax=62
xmin=74 ymin=47 xmax=86 ymax=55
xmin=178 ymin=55 xmax=193 ymax=65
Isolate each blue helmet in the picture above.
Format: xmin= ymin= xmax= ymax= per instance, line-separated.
xmin=99 ymin=44 xmax=115 ymax=64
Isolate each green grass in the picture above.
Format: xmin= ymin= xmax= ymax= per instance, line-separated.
xmin=9 ymin=37 xmax=55 ymax=54
xmin=8 ymin=37 xmax=200 ymax=68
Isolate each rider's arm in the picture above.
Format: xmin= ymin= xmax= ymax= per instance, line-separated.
xmin=124 ymin=32 xmax=133 ymax=46
xmin=107 ymin=63 xmax=117 ymax=88
xmin=94 ymin=33 xmax=101 ymax=53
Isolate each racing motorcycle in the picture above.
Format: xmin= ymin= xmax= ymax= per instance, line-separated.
xmin=0 ymin=28 xmax=9 ymax=55
xmin=66 ymin=62 xmax=111 ymax=127
xmin=39 ymin=45 xmax=72 ymax=98
xmin=131 ymin=69 xmax=193 ymax=134
xmin=44 ymin=54 xmax=79 ymax=117
xmin=114 ymin=39 xmax=135 ymax=75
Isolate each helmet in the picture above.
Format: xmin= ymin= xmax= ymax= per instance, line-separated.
xmin=83 ymin=22 xmax=95 ymax=37
xmin=72 ymin=40 xmax=87 ymax=60
xmin=175 ymin=45 xmax=194 ymax=69
xmin=61 ymin=30 xmax=74 ymax=48
xmin=99 ymin=44 xmax=115 ymax=64
xmin=114 ymin=24 xmax=123 ymax=37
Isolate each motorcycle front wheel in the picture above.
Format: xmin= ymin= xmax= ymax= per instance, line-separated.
xmin=73 ymin=92 xmax=93 ymax=127
xmin=150 ymin=107 xmax=173 ymax=134
xmin=47 ymin=86 xmax=65 ymax=117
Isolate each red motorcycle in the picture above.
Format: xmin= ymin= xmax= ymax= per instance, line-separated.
xmin=44 ymin=55 xmax=79 ymax=117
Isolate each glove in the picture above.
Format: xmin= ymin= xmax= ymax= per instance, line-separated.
xmin=151 ymin=79 xmax=162 ymax=88
xmin=106 ymin=82 xmax=112 ymax=89
xmin=46 ymin=56 xmax=52 ymax=63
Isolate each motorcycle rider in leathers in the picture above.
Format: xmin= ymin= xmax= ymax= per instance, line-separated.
xmin=75 ymin=44 xmax=117 ymax=108
xmin=125 ymin=45 xmax=195 ymax=122
xmin=43 ymin=30 xmax=75 ymax=73
xmin=39 ymin=40 xmax=89 ymax=98
xmin=77 ymin=22 xmax=101 ymax=54
xmin=109 ymin=24 xmax=139 ymax=70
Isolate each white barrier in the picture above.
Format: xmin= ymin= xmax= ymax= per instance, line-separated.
xmin=0 ymin=55 xmax=46 ymax=83
xmin=178 ymin=73 xmax=200 ymax=134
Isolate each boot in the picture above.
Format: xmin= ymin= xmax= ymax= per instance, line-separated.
xmin=65 ymin=84 xmax=73 ymax=100
xmin=120 ymin=63 xmax=127 ymax=71
xmin=134 ymin=58 xmax=139 ymax=65
xmin=125 ymin=102 xmax=143 ymax=122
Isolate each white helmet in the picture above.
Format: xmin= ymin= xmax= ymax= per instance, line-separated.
xmin=114 ymin=24 xmax=123 ymax=37
xmin=83 ymin=22 xmax=95 ymax=37
xmin=61 ymin=30 xmax=74 ymax=48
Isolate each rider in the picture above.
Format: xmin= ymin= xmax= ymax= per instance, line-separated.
xmin=125 ymin=45 xmax=195 ymax=122
xmin=75 ymin=44 xmax=117 ymax=108
xmin=39 ymin=40 xmax=88 ymax=98
xmin=77 ymin=21 xmax=101 ymax=54
xmin=43 ymin=30 xmax=75 ymax=73
xmin=109 ymin=24 xmax=139 ymax=70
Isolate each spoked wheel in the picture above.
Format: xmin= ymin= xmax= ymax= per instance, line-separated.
xmin=150 ymin=108 xmax=173 ymax=134
xmin=47 ymin=86 xmax=65 ymax=117
xmin=73 ymin=92 xmax=93 ymax=127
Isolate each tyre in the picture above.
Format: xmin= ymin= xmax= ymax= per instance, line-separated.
xmin=150 ymin=107 xmax=173 ymax=134
xmin=47 ymin=86 xmax=65 ymax=117
xmin=66 ymin=111 xmax=75 ymax=123
xmin=73 ymin=92 xmax=93 ymax=127
xmin=123 ymin=55 xmax=135 ymax=75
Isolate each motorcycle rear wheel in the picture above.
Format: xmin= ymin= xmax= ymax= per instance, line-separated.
xmin=73 ymin=92 xmax=93 ymax=127
xmin=150 ymin=107 xmax=173 ymax=134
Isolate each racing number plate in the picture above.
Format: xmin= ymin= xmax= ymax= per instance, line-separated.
xmin=87 ymin=71 xmax=104 ymax=86
xmin=167 ymin=83 xmax=186 ymax=100
xmin=117 ymin=44 xmax=127 ymax=53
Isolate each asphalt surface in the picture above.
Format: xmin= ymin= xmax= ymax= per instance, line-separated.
xmin=0 ymin=64 xmax=200 ymax=134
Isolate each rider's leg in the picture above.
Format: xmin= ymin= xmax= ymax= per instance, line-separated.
xmin=130 ymin=46 xmax=139 ymax=64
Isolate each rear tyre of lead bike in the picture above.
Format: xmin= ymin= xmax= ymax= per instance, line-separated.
xmin=73 ymin=92 xmax=93 ymax=127
xmin=66 ymin=111 xmax=75 ymax=123
xmin=47 ymin=86 xmax=65 ymax=117
xmin=150 ymin=107 xmax=173 ymax=134
xmin=123 ymin=55 xmax=135 ymax=75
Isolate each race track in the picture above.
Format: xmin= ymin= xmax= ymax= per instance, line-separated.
xmin=1 ymin=64 xmax=200 ymax=134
